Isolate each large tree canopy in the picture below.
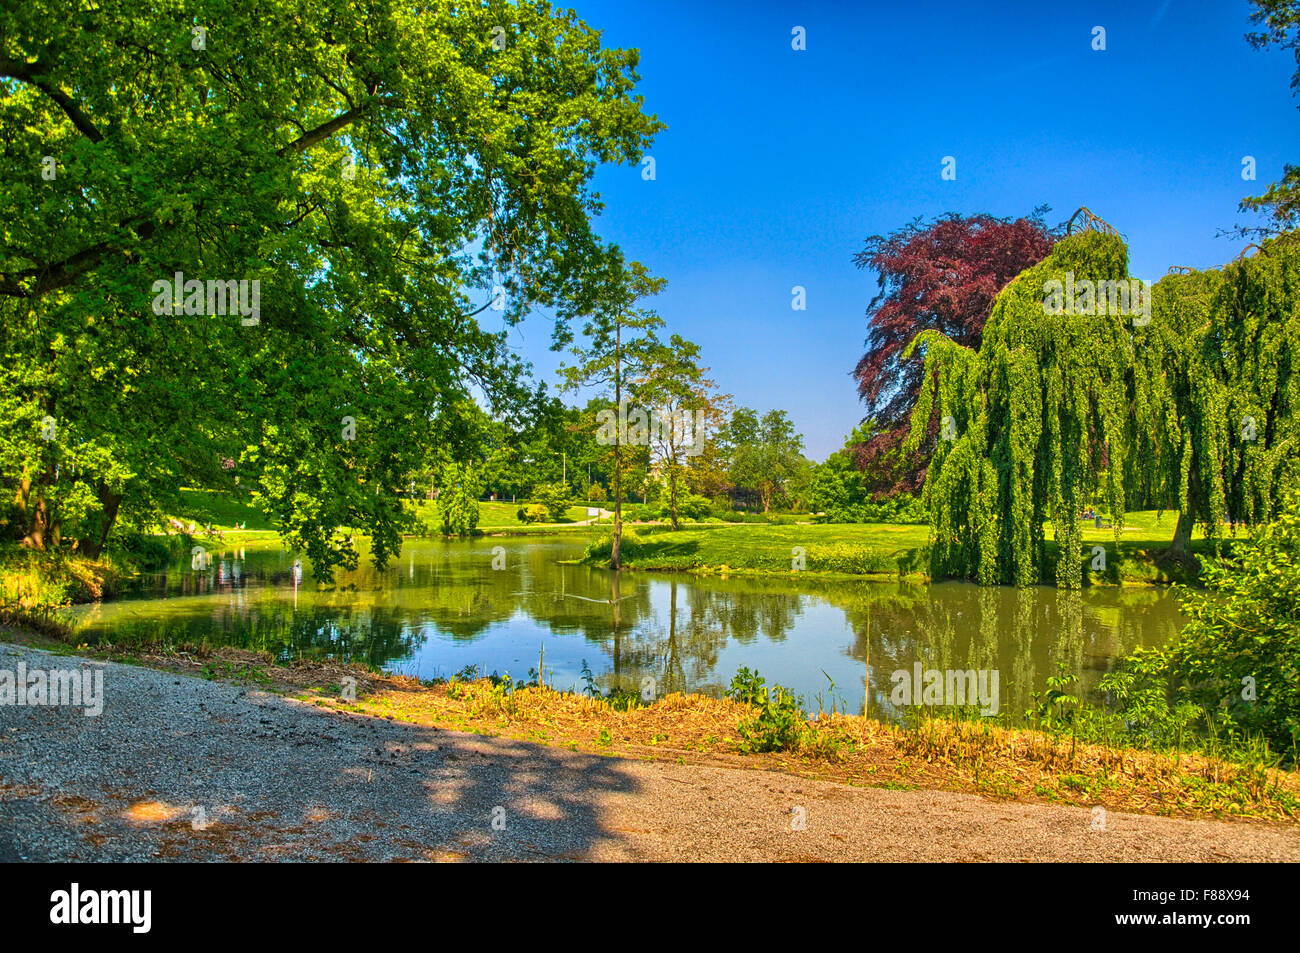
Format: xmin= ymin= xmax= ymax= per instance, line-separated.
xmin=0 ymin=0 xmax=662 ymax=573
xmin=908 ymin=230 xmax=1136 ymax=588
xmin=1137 ymin=239 xmax=1300 ymax=564
xmin=910 ymin=226 xmax=1300 ymax=588
xmin=852 ymin=209 xmax=1058 ymax=495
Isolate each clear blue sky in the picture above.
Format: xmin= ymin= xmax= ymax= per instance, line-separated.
xmin=500 ymin=0 xmax=1299 ymax=461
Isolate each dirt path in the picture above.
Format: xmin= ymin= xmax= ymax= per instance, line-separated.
xmin=2 ymin=642 xmax=1297 ymax=862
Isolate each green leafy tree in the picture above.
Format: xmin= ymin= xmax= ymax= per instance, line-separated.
xmin=0 ymin=1 xmax=661 ymax=575
xmin=636 ymin=335 xmax=730 ymax=530
xmin=1240 ymin=1 xmax=1300 ymax=236
xmin=1171 ymin=489 xmax=1300 ymax=751
xmin=811 ymin=425 xmax=873 ymax=520
xmin=1136 ymin=242 xmax=1300 ymax=567
xmin=906 ymin=231 xmax=1138 ymax=588
xmin=532 ymin=481 xmax=573 ymax=522
xmin=725 ymin=408 xmax=805 ymax=513
xmin=434 ymin=462 xmax=480 ymax=537
xmin=908 ymin=227 xmax=1298 ymax=587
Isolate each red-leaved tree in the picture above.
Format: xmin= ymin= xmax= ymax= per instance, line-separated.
xmin=851 ymin=208 xmax=1059 ymax=494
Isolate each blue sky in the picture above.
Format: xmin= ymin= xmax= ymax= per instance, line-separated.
xmin=500 ymin=0 xmax=1299 ymax=461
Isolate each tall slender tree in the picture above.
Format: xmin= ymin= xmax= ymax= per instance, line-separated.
xmin=557 ymin=248 xmax=665 ymax=568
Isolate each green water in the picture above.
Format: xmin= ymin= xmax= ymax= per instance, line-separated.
xmin=63 ymin=535 xmax=1186 ymax=719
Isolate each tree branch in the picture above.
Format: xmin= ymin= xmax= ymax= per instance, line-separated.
xmin=0 ymin=57 xmax=104 ymax=142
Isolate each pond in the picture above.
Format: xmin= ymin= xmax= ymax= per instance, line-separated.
xmin=63 ymin=535 xmax=1187 ymax=721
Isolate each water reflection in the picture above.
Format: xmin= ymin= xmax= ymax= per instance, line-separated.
xmin=65 ymin=537 xmax=1185 ymax=720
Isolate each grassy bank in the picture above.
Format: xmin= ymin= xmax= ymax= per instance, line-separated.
xmin=7 ymin=625 xmax=1295 ymax=825
xmin=0 ymin=533 xmax=190 ymax=610
xmin=584 ymin=510 xmax=1216 ymax=585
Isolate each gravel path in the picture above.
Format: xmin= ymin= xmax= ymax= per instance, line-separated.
xmin=2 ymin=642 xmax=1298 ymax=862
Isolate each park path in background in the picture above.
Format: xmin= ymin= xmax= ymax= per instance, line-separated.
xmin=2 ymin=643 xmax=1298 ymax=862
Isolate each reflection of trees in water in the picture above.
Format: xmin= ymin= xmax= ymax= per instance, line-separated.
xmin=834 ymin=582 xmax=1186 ymax=723
xmin=592 ymin=578 xmax=734 ymax=699
xmin=275 ymin=607 xmax=422 ymax=665
xmin=76 ymin=540 xmax=1188 ymax=719
xmin=667 ymin=579 xmax=804 ymax=647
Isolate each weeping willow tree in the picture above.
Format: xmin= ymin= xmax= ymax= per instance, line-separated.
xmin=1136 ymin=236 xmax=1300 ymax=566
xmin=909 ymin=227 xmax=1300 ymax=588
xmin=906 ymin=231 xmax=1137 ymax=588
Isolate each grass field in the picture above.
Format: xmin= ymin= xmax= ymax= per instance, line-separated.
xmin=162 ymin=490 xmax=1220 ymax=585
xmin=168 ymin=490 xmax=607 ymax=535
xmin=429 ymin=500 xmax=601 ymax=528
xmin=591 ymin=510 xmax=1217 ymax=585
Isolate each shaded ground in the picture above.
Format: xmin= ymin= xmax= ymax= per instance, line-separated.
xmin=3 ymin=643 xmax=1299 ymax=862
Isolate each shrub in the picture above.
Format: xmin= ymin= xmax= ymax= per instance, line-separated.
xmin=659 ymin=493 xmax=712 ymax=521
xmin=516 ymin=503 xmax=549 ymax=524
xmin=582 ymin=527 xmax=643 ymax=563
xmin=532 ymin=482 xmax=573 ymax=522
xmin=1166 ymin=490 xmax=1300 ymax=754
xmin=109 ymin=530 xmax=178 ymax=570
xmin=725 ymin=667 xmax=806 ymax=752
xmin=816 ymin=493 xmax=926 ymax=525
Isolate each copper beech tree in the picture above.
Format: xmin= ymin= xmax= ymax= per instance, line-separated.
xmin=851 ymin=209 xmax=1059 ymax=495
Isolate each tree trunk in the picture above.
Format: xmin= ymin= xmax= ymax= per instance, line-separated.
xmin=669 ymin=462 xmax=680 ymax=531
xmin=21 ymin=493 xmax=50 ymax=550
xmin=82 ymin=487 xmax=123 ymax=560
xmin=1159 ymin=509 xmax=1199 ymax=572
xmin=612 ymin=322 xmax=623 ymax=570
xmin=1160 ymin=468 xmax=1203 ymax=572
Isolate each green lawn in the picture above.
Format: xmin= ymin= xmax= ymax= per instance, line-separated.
xmin=167 ymin=491 xmax=608 ymax=536
xmin=605 ymin=522 xmax=931 ymax=576
xmin=168 ymin=489 xmax=277 ymax=534
xmin=598 ymin=510 xmax=1217 ymax=585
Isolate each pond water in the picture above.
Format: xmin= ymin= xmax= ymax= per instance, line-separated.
xmin=63 ymin=535 xmax=1187 ymax=720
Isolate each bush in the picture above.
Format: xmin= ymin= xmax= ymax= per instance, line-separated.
xmin=659 ymin=493 xmax=712 ymax=521
xmin=725 ymin=667 xmax=806 ymax=753
xmin=1166 ymin=490 xmax=1300 ymax=754
xmin=582 ymin=527 xmax=643 ymax=563
xmin=1098 ymin=648 xmax=1202 ymax=748
xmin=516 ymin=503 xmax=549 ymax=524
xmin=110 ymin=529 xmax=180 ymax=571
xmin=1098 ymin=490 xmax=1300 ymax=759
xmin=532 ymin=482 xmax=573 ymax=522
xmin=816 ymin=493 xmax=926 ymax=525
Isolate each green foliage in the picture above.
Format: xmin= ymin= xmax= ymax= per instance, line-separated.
xmin=0 ymin=1 xmax=661 ymax=575
xmin=582 ymin=526 xmax=643 ymax=563
xmin=659 ymin=493 xmax=712 ymax=521
xmin=910 ymin=228 xmax=1299 ymax=587
xmin=1167 ymin=489 xmax=1300 ymax=752
xmin=532 ymin=482 xmax=574 ymax=522
xmin=724 ymin=407 xmax=807 ymax=513
xmin=1098 ymin=648 xmax=1203 ymax=749
xmin=725 ymin=667 xmax=805 ymax=752
xmin=516 ymin=503 xmax=550 ymax=524
xmin=1137 ymin=239 xmax=1300 ymax=552
xmin=909 ymin=231 xmax=1136 ymax=588
xmin=810 ymin=440 xmax=870 ymax=519
xmin=434 ymin=463 xmax=480 ymax=537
